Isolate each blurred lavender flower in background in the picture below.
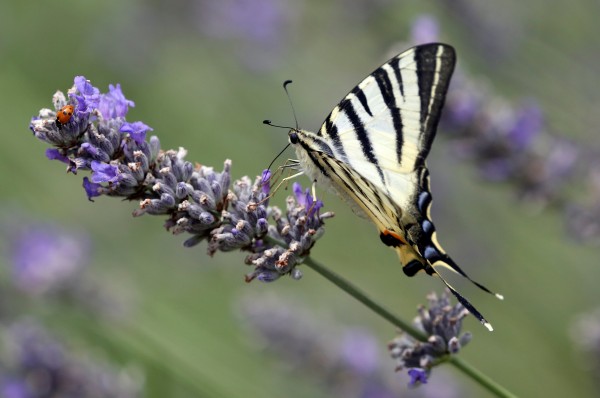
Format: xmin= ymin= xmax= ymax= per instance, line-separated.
xmin=388 ymin=291 xmax=472 ymax=386
xmin=0 ymin=319 xmax=143 ymax=398
xmin=237 ymin=293 xmax=463 ymax=397
xmin=29 ymin=76 xmax=333 ymax=283
xmin=564 ymin=164 xmax=600 ymax=245
xmin=404 ymin=15 xmax=600 ymax=244
xmin=8 ymin=222 xmax=89 ymax=296
xmin=1 ymin=216 xmax=134 ymax=320
xmin=410 ymin=14 xmax=440 ymax=45
xmin=570 ymin=308 xmax=600 ymax=392
xmin=194 ymin=0 xmax=295 ymax=71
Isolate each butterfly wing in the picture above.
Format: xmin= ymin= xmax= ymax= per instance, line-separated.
xmin=316 ymin=43 xmax=455 ymax=211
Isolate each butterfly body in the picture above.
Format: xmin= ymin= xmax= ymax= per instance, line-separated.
xmin=286 ymin=43 xmax=501 ymax=330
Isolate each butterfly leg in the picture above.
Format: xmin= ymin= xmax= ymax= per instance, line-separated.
xmin=258 ymin=159 xmax=304 ymax=205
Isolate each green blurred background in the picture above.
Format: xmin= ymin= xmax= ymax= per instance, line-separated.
xmin=1 ymin=0 xmax=600 ymax=397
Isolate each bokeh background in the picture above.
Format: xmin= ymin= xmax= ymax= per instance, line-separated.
xmin=2 ymin=1 xmax=600 ymax=397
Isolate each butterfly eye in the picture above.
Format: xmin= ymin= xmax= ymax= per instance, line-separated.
xmin=288 ymin=131 xmax=299 ymax=145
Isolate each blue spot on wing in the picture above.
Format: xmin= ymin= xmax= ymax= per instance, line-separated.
xmin=421 ymin=219 xmax=433 ymax=234
xmin=423 ymin=245 xmax=438 ymax=261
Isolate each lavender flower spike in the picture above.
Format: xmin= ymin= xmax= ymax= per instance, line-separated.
xmin=388 ymin=290 xmax=473 ymax=387
xmin=29 ymin=76 xmax=334 ymax=284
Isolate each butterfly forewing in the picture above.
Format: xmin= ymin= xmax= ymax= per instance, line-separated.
xmin=317 ymin=44 xmax=455 ymax=208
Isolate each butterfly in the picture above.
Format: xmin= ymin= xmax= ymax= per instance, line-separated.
xmin=279 ymin=43 xmax=502 ymax=331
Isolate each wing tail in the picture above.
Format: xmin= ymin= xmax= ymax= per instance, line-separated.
xmin=424 ymin=247 xmax=504 ymax=300
xmin=431 ymin=266 xmax=494 ymax=331
xmin=394 ymin=244 xmax=494 ymax=331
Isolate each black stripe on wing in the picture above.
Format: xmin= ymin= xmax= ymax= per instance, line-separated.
xmin=351 ymin=85 xmax=373 ymax=117
xmin=371 ymin=65 xmax=404 ymax=166
xmin=342 ymin=100 xmax=387 ymax=190
xmin=388 ymin=57 xmax=404 ymax=97
xmin=319 ymin=116 xmax=348 ymax=162
xmin=414 ymin=44 xmax=456 ymax=168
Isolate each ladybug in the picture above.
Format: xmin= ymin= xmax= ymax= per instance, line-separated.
xmin=55 ymin=104 xmax=74 ymax=130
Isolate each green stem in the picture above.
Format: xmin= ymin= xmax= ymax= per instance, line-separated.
xmin=450 ymin=357 xmax=517 ymax=398
xmin=300 ymin=255 xmax=517 ymax=398
xmin=302 ymin=256 xmax=426 ymax=341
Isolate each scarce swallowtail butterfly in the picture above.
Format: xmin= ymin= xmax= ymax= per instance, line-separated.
xmin=281 ymin=43 xmax=502 ymax=331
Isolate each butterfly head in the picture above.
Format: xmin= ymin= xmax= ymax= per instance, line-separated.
xmin=288 ymin=129 xmax=300 ymax=145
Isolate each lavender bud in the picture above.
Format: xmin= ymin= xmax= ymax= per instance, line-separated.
xmin=176 ymin=182 xmax=192 ymax=199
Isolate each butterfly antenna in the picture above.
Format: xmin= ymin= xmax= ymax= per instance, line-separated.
xmin=262 ymin=119 xmax=295 ymax=176
xmin=283 ymin=80 xmax=299 ymax=130
xmin=265 ymin=142 xmax=291 ymax=173
xmin=263 ymin=120 xmax=295 ymax=130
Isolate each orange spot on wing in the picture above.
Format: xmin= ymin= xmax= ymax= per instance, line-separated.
xmin=383 ymin=229 xmax=408 ymax=245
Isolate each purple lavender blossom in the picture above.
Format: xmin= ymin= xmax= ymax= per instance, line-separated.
xmin=90 ymin=161 xmax=121 ymax=183
xmin=292 ymin=182 xmax=324 ymax=218
xmin=71 ymin=76 xmax=101 ymax=115
xmin=83 ymin=177 xmax=103 ymax=201
xmin=120 ymin=121 xmax=153 ymax=146
xmin=45 ymin=148 xmax=69 ymax=164
xmin=98 ymin=83 xmax=135 ymax=119
xmin=261 ymin=169 xmax=272 ymax=195
xmin=243 ymin=180 xmax=333 ymax=282
xmin=408 ymin=368 xmax=429 ymax=386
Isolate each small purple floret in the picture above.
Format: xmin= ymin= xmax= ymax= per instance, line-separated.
xmin=72 ymin=76 xmax=100 ymax=114
xmin=45 ymin=148 xmax=69 ymax=164
xmin=80 ymin=142 xmax=100 ymax=157
xmin=261 ymin=169 xmax=271 ymax=195
xmin=83 ymin=177 xmax=102 ymax=201
xmin=120 ymin=121 xmax=153 ymax=145
xmin=407 ymin=368 xmax=428 ymax=386
xmin=98 ymin=83 xmax=135 ymax=119
xmin=90 ymin=161 xmax=120 ymax=183
xmin=292 ymin=182 xmax=323 ymax=217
